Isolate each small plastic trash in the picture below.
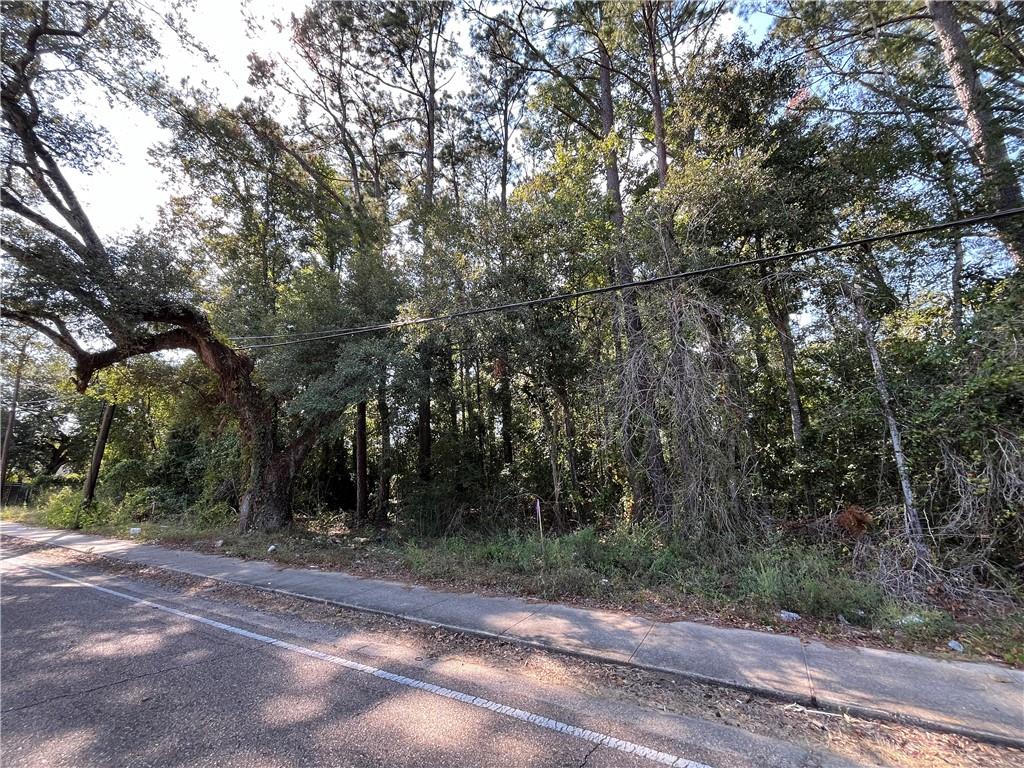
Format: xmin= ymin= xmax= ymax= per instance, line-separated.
xmin=129 ymin=527 xmax=142 ymax=536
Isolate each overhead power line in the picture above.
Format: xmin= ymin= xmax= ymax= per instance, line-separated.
xmin=232 ymin=207 xmax=1024 ymax=350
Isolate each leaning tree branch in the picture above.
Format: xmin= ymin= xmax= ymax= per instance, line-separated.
xmin=1 ymin=189 xmax=89 ymax=258
xmin=1 ymin=305 xmax=198 ymax=391
xmin=0 ymin=307 xmax=86 ymax=360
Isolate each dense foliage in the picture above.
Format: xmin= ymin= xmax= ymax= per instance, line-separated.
xmin=2 ymin=1 xmax=1022 ymax=603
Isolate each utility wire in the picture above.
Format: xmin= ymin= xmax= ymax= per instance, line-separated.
xmin=232 ymin=207 xmax=1024 ymax=350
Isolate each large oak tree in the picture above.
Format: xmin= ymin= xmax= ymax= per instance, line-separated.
xmin=1 ymin=1 xmax=347 ymax=531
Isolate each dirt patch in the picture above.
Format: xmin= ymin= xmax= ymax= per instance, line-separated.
xmin=3 ymin=535 xmax=1020 ymax=768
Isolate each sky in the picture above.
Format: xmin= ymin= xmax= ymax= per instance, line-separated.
xmin=65 ymin=0 xmax=293 ymax=238
xmin=67 ymin=1 xmax=766 ymax=240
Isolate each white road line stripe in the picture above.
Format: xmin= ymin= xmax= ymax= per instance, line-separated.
xmin=12 ymin=563 xmax=713 ymax=768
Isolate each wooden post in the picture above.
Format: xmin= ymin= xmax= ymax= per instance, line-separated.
xmin=535 ymin=497 xmax=545 ymax=563
xmin=81 ymin=403 xmax=115 ymax=513
xmin=0 ymin=339 xmax=28 ymax=492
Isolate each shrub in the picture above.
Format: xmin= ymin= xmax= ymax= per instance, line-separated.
xmin=537 ymin=565 xmax=602 ymax=598
xmin=99 ymin=458 xmax=151 ymax=503
xmin=41 ymin=487 xmax=109 ymax=529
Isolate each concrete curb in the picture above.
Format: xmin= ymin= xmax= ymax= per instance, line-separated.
xmin=3 ymin=524 xmax=1022 ymax=749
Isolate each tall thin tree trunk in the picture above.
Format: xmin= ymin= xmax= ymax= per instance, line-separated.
xmin=539 ymin=394 xmax=563 ymax=532
xmin=642 ymin=2 xmax=669 ymax=189
xmin=416 ymin=12 xmax=440 ymax=482
xmin=498 ymin=353 xmax=514 ymax=466
xmin=500 ymin=104 xmax=510 ymax=215
xmin=597 ymin=29 xmax=674 ymax=525
xmin=759 ymin=256 xmax=806 ymax=447
xmin=847 ymin=278 xmax=931 ymax=565
xmin=473 ymin=356 xmax=487 ymax=474
xmin=0 ymin=339 xmax=28 ymax=491
xmin=417 ymin=346 xmax=433 ymax=482
xmin=927 ymin=0 xmax=1024 ymax=265
xmin=375 ymin=380 xmax=391 ymax=523
xmin=939 ymin=154 xmax=966 ymax=336
xmin=82 ymin=403 xmax=115 ymax=512
xmin=553 ymin=386 xmax=581 ymax=520
xmin=446 ymin=348 xmax=458 ymax=431
xmin=355 ymin=400 xmax=369 ymax=524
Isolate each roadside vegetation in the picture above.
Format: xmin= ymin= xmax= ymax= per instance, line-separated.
xmin=6 ymin=499 xmax=1021 ymax=666
xmin=2 ymin=3 xmax=1022 ymax=668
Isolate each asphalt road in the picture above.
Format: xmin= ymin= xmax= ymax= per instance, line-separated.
xmin=0 ymin=553 xmax=862 ymax=768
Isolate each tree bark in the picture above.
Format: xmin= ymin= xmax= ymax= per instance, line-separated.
xmin=375 ymin=380 xmax=391 ymax=524
xmin=500 ymin=100 xmax=510 ymax=214
xmin=355 ymin=400 xmax=369 ymax=524
xmin=82 ymin=402 xmax=115 ymax=509
xmin=417 ymin=346 xmax=433 ymax=482
xmin=415 ymin=7 xmax=442 ymax=482
xmin=0 ymin=340 xmax=28 ymax=490
xmin=939 ymin=153 xmax=966 ymax=336
xmin=237 ymin=408 xmax=324 ymax=533
xmin=538 ymin=393 xmax=563 ymax=532
xmin=642 ymin=2 xmax=669 ymax=188
xmin=597 ymin=31 xmax=674 ymax=525
xmin=927 ymin=0 xmax=1024 ymax=265
xmin=759 ymin=257 xmax=807 ymax=447
xmin=847 ymin=278 xmax=931 ymax=566
xmin=553 ymin=384 xmax=581 ymax=520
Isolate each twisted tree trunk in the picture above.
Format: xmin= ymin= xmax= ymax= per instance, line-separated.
xmin=1 ymin=3 xmax=331 ymax=534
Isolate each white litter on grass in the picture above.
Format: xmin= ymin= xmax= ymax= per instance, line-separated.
xmin=14 ymin=563 xmax=712 ymax=768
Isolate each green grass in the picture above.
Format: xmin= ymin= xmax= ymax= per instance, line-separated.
xmin=961 ymin=614 xmax=1024 ymax=665
xmin=399 ymin=529 xmax=886 ymax=618
xmin=0 ymin=504 xmax=46 ymax=525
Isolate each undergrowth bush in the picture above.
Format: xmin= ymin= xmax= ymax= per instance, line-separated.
xmin=41 ymin=487 xmax=86 ymax=528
